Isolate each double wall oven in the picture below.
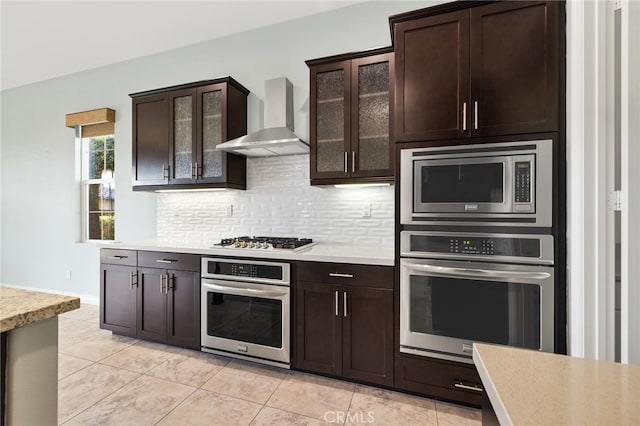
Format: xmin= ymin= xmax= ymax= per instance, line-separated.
xmin=399 ymin=139 xmax=556 ymax=363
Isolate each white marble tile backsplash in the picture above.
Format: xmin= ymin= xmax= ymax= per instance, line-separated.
xmin=157 ymin=155 xmax=395 ymax=246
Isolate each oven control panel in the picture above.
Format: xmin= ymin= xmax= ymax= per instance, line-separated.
xmin=202 ymin=258 xmax=291 ymax=285
xmin=401 ymin=231 xmax=554 ymax=264
xmin=450 ymin=238 xmax=495 ymax=255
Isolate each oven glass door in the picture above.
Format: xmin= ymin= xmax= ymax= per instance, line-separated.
xmin=414 ymin=157 xmax=513 ymax=214
xmin=400 ymin=258 xmax=554 ymax=362
xmin=201 ymin=279 xmax=290 ymax=363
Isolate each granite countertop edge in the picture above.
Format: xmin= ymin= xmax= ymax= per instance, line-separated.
xmin=0 ymin=286 xmax=81 ymax=333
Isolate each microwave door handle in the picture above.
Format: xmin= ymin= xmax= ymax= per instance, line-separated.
xmin=202 ymin=281 xmax=288 ymax=298
xmin=404 ymin=263 xmax=551 ymax=280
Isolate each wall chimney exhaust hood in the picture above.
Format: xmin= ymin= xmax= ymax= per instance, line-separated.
xmin=217 ymin=77 xmax=308 ymax=157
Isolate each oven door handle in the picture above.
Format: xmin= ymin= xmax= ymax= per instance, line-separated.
xmin=202 ymin=281 xmax=288 ymax=298
xmin=404 ymin=263 xmax=551 ymax=280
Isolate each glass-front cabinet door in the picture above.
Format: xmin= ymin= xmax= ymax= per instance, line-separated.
xmin=351 ymin=53 xmax=394 ymax=178
xmin=196 ymin=84 xmax=226 ymax=182
xmin=310 ymin=61 xmax=351 ymax=180
xmin=308 ymin=48 xmax=394 ymax=184
xmin=168 ymin=89 xmax=196 ymax=184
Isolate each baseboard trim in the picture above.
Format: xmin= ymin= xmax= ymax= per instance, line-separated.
xmin=1 ymin=284 xmax=98 ymax=305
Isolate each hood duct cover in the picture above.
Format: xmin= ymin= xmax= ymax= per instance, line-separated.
xmin=217 ymin=77 xmax=308 ymax=157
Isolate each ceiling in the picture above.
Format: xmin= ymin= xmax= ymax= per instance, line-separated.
xmin=0 ymin=1 xmax=362 ymax=91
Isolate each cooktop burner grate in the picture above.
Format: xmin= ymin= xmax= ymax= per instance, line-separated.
xmin=215 ymin=236 xmax=316 ymax=251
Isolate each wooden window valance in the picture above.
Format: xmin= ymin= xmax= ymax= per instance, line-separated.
xmin=65 ymin=107 xmax=115 ymax=137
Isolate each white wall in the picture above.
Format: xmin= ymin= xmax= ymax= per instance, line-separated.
xmin=0 ymin=1 xmax=434 ymax=300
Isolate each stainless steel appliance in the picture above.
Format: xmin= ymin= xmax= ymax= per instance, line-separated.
xmin=400 ymin=231 xmax=554 ymax=363
xmin=400 ymin=139 xmax=553 ymax=227
xmin=201 ymin=257 xmax=291 ymax=367
xmin=213 ymin=236 xmax=317 ymax=252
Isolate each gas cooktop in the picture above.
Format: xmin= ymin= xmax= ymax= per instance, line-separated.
xmin=213 ymin=236 xmax=317 ymax=252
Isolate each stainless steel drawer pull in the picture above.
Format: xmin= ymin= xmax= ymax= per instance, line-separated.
xmin=156 ymin=259 xmax=175 ymax=264
xmin=474 ymin=101 xmax=478 ymax=130
xmin=343 ymin=292 xmax=348 ymax=318
xmin=335 ymin=291 xmax=339 ymax=316
xmin=344 ymin=152 xmax=348 ymax=173
xmin=462 ymin=102 xmax=467 ymax=131
xmin=107 ymin=255 xmax=127 ymax=259
xmin=352 ymin=151 xmax=356 ymax=173
xmin=329 ymin=273 xmax=354 ymax=278
xmin=129 ymin=272 xmax=138 ymax=289
xmin=454 ymin=382 xmax=483 ymax=393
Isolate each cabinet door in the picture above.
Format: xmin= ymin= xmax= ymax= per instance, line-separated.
xmin=166 ymin=270 xmax=200 ymax=349
xmin=295 ymin=282 xmax=342 ymax=375
xmin=394 ymin=10 xmax=470 ymax=142
xmin=137 ymin=268 xmax=167 ymax=342
xmin=470 ymin=1 xmax=559 ymax=136
xmin=310 ymin=61 xmax=352 ymax=180
xmin=132 ymin=93 xmax=169 ymax=186
xmin=196 ymin=83 xmax=227 ymax=183
xmin=168 ymin=88 xmax=197 ymax=184
xmin=351 ymin=53 xmax=394 ymax=179
xmin=342 ymin=286 xmax=393 ymax=386
xmin=100 ymin=264 xmax=137 ymax=335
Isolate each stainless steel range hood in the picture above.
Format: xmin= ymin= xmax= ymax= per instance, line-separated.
xmin=217 ymin=77 xmax=308 ymax=157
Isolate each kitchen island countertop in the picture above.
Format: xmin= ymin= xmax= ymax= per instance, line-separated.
xmin=0 ymin=285 xmax=80 ymax=332
xmin=473 ymin=343 xmax=640 ymax=426
xmin=98 ymin=238 xmax=395 ymax=266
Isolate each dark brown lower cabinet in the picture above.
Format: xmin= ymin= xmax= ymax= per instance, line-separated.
xmin=295 ymin=262 xmax=394 ymax=386
xmin=100 ymin=249 xmax=200 ymax=350
xmin=395 ymin=353 xmax=484 ymax=407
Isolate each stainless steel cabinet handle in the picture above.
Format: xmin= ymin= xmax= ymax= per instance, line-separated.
xmin=462 ymin=102 xmax=467 ymax=131
xmin=344 ymin=152 xmax=348 ymax=173
xmin=343 ymin=292 xmax=348 ymax=318
xmin=162 ymin=163 xmax=169 ymax=179
xmin=130 ymin=272 xmax=138 ymax=289
xmin=107 ymin=255 xmax=127 ymax=260
xmin=454 ymin=382 xmax=483 ymax=393
xmin=474 ymin=101 xmax=478 ymax=130
xmin=191 ymin=163 xmax=197 ymax=180
xmin=335 ymin=291 xmax=339 ymax=316
xmin=404 ymin=262 xmax=551 ymax=280
xmin=196 ymin=162 xmax=202 ymax=179
xmin=352 ymin=152 xmax=356 ymax=173
xmin=167 ymin=275 xmax=174 ymax=293
xmin=160 ymin=274 xmax=166 ymax=294
xmin=329 ymin=273 xmax=354 ymax=278
xmin=155 ymin=259 xmax=175 ymax=264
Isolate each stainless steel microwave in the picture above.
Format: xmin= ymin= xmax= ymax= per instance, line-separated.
xmin=400 ymin=139 xmax=553 ymax=227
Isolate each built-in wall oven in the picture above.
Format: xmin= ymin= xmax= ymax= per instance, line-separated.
xmin=400 ymin=231 xmax=554 ymax=363
xmin=400 ymin=139 xmax=553 ymax=227
xmin=201 ymin=257 xmax=290 ymax=368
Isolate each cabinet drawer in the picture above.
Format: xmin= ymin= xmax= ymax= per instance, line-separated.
xmin=297 ymin=262 xmax=393 ymax=289
xmin=138 ymin=251 xmax=200 ymax=271
xmin=100 ymin=249 xmax=137 ymax=266
xmin=395 ymin=353 xmax=483 ymax=406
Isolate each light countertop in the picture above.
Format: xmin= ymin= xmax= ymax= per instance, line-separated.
xmin=473 ymin=343 xmax=640 ymax=426
xmin=0 ymin=286 xmax=80 ymax=332
xmin=99 ymin=239 xmax=395 ymax=266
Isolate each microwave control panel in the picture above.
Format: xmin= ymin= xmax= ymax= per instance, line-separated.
xmin=514 ymin=161 xmax=531 ymax=203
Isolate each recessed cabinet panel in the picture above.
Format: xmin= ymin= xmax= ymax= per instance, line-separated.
xmin=132 ymin=94 xmax=169 ymax=186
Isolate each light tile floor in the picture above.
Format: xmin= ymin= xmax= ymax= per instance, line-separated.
xmin=58 ymin=304 xmax=481 ymax=425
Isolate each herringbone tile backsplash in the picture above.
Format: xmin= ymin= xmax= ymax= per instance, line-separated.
xmin=157 ymin=155 xmax=394 ymax=246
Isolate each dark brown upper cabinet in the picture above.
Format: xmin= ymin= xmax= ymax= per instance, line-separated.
xmin=131 ymin=77 xmax=249 ymax=190
xmin=307 ymin=48 xmax=395 ymax=185
xmin=392 ymin=1 xmax=560 ymax=142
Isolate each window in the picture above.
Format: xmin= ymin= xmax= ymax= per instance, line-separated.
xmin=65 ymin=107 xmax=116 ymax=241
xmin=82 ymin=133 xmax=115 ymax=240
